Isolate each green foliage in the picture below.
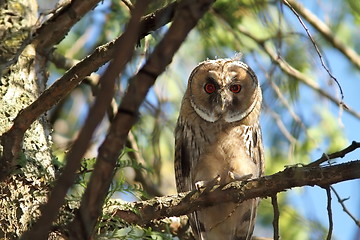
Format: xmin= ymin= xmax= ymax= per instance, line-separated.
xmin=346 ymin=0 xmax=360 ymax=25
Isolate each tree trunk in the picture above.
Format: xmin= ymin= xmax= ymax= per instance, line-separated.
xmin=0 ymin=0 xmax=55 ymax=238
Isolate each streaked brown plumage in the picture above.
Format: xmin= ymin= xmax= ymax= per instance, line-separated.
xmin=174 ymin=58 xmax=264 ymax=240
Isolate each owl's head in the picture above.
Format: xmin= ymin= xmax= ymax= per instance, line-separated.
xmin=186 ymin=59 xmax=261 ymax=123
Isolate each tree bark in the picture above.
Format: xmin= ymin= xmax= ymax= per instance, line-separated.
xmin=0 ymin=0 xmax=55 ymax=238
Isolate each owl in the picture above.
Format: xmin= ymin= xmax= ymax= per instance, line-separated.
xmin=174 ymin=58 xmax=264 ymax=240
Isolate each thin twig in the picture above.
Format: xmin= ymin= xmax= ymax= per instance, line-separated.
xmin=330 ymin=186 xmax=360 ymax=227
xmin=282 ymin=0 xmax=344 ymax=102
xmin=325 ymin=186 xmax=333 ymax=240
xmin=283 ymin=0 xmax=360 ymax=70
xmin=307 ymin=141 xmax=360 ymax=167
xmin=271 ymin=195 xmax=280 ymax=240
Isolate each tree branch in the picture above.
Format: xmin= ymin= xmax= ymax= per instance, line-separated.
xmin=330 ymin=186 xmax=360 ymax=227
xmin=307 ymin=141 xmax=360 ymax=167
xmin=282 ymin=0 xmax=360 ymax=70
xmin=271 ymin=195 xmax=280 ymax=240
xmin=68 ymin=0 xmax=215 ymax=238
xmin=114 ymin=160 xmax=360 ymax=225
xmin=33 ymin=0 xmax=102 ymax=54
xmin=0 ymin=1 xmax=177 ymax=181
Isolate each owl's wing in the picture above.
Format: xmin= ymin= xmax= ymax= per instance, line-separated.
xmin=238 ymin=124 xmax=264 ymax=239
xmin=174 ymin=117 xmax=192 ymax=193
xmin=253 ymin=124 xmax=265 ymax=177
xmin=175 ymin=118 xmax=206 ymax=239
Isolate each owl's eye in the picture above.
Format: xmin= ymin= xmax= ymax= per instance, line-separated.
xmin=204 ymin=83 xmax=216 ymax=94
xmin=229 ymin=84 xmax=241 ymax=93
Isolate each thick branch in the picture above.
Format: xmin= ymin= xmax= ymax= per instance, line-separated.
xmin=0 ymin=2 xmax=177 ymax=181
xmin=115 ymin=160 xmax=360 ymax=225
xmin=283 ymin=0 xmax=360 ymax=70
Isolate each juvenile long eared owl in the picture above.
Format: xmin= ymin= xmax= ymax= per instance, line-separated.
xmin=174 ymin=58 xmax=264 ymax=240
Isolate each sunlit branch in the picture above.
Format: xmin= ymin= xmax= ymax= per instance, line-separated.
xmin=282 ymin=0 xmax=360 ymax=70
xmin=121 ymin=0 xmax=134 ymax=11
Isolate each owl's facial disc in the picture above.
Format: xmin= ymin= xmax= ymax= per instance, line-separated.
xmin=188 ymin=59 xmax=260 ymax=123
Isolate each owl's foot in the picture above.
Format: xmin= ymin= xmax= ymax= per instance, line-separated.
xmin=228 ymin=171 xmax=253 ymax=181
xmin=195 ymin=175 xmax=221 ymax=191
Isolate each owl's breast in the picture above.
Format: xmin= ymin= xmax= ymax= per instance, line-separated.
xmin=193 ymin=124 xmax=258 ymax=185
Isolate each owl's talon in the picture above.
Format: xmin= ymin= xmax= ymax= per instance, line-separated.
xmin=195 ymin=175 xmax=221 ymax=191
xmin=195 ymin=180 xmax=206 ymax=190
xmin=228 ymin=171 xmax=253 ymax=181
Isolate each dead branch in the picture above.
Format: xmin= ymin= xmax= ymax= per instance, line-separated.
xmin=282 ymin=0 xmax=360 ymax=70
xmin=67 ymin=0 xmax=216 ymax=238
xmin=114 ymin=160 xmax=360 ymax=225
xmin=0 ymin=2 xmax=177 ymax=181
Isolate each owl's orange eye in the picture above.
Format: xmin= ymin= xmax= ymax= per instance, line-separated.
xmin=204 ymin=83 xmax=216 ymax=94
xmin=229 ymin=84 xmax=241 ymax=93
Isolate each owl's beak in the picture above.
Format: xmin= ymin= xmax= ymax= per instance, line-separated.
xmin=220 ymin=92 xmax=230 ymax=111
